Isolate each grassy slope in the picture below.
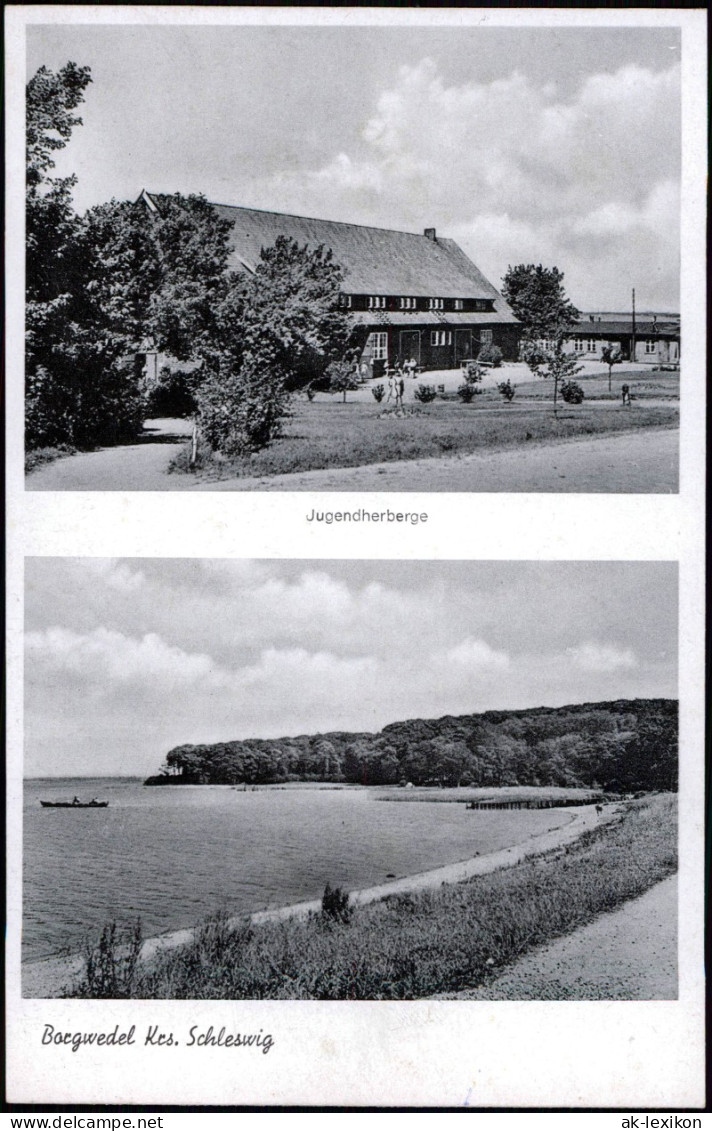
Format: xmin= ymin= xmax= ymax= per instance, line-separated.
xmin=75 ymin=794 xmax=677 ymax=1000
xmin=172 ymin=391 xmax=678 ymax=480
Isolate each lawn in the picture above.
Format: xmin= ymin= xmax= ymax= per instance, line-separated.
xmin=73 ymin=794 xmax=676 ymax=1000
xmin=171 ymin=386 xmax=678 ymax=481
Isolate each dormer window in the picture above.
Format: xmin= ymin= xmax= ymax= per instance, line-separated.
xmin=454 ymin=299 xmax=464 ymax=311
xmin=339 ymin=294 xmax=352 ymax=309
xmin=368 ymin=296 xmax=386 ymax=310
xmin=429 ymin=298 xmax=444 ymax=310
xmin=399 ymin=297 xmax=416 ymax=310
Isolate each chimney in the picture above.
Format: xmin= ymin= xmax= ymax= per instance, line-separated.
xmin=424 ymin=228 xmax=437 ymax=242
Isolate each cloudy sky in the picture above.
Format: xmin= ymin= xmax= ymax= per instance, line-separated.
xmin=24 ymin=559 xmax=677 ymax=778
xmin=27 ymin=20 xmax=681 ymax=311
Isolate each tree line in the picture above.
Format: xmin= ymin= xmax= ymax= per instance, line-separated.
xmin=145 ymin=699 xmax=678 ymax=794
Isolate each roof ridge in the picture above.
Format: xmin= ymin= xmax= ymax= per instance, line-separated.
xmin=206 ymin=199 xmax=440 ymax=240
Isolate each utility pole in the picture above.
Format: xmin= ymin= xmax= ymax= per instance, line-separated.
xmin=631 ymin=287 xmax=637 ymax=363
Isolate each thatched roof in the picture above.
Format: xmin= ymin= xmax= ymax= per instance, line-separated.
xmin=140 ymin=192 xmax=516 ymax=322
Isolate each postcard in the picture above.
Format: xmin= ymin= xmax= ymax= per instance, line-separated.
xmin=5 ymin=5 xmax=706 ymax=1112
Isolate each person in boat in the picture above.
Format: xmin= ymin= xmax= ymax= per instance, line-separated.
xmin=72 ymin=796 xmax=81 ymax=805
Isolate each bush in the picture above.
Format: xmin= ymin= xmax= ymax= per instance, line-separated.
xmin=464 ymin=360 xmax=484 ymax=383
xmin=560 ymin=381 xmax=585 ymax=404
xmin=478 ymin=343 xmax=503 ymax=367
xmin=497 ymin=380 xmax=516 ymax=402
xmin=321 ymin=883 xmax=352 ymax=925
xmin=414 ymin=384 xmax=437 ymax=404
xmin=79 ymin=919 xmax=142 ymax=998
xmin=144 ymin=365 xmax=198 ymax=418
xmin=25 ymin=443 xmax=76 ymax=475
xmin=197 ymin=360 xmax=292 ymax=456
xmin=457 ymin=382 xmax=479 ymax=403
xmin=26 ymin=354 xmax=144 ymax=451
xmin=371 ymin=383 xmax=385 ymax=403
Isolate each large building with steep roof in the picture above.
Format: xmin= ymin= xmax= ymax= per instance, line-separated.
xmin=139 ymin=191 xmax=520 ymax=373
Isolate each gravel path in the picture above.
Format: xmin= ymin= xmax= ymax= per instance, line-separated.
xmin=438 ymin=873 xmax=678 ymax=1000
xmin=27 ymin=425 xmax=679 ymax=493
xmin=26 ymin=418 xmax=193 ymax=492
xmin=22 ymin=804 xmax=604 ymax=998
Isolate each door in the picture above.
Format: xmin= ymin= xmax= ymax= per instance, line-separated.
xmin=399 ymin=330 xmax=421 ymax=364
xmin=455 ymin=329 xmax=472 ymax=365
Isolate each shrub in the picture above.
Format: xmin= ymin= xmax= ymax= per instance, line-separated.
xmin=80 ymin=919 xmax=142 ymax=998
xmin=497 ymin=380 xmax=516 ymax=402
xmin=144 ymin=365 xmax=198 ymax=418
xmin=371 ymin=383 xmax=385 ymax=403
xmin=321 ymin=883 xmax=353 ymax=924
xmin=457 ymin=382 xmax=479 ymax=403
xmin=560 ymin=380 xmax=585 ymax=404
xmin=414 ymin=384 xmax=437 ymax=404
xmin=197 ymin=359 xmax=292 ymax=456
xmin=478 ymin=343 xmax=503 ymax=367
xmin=464 ymin=360 xmax=484 ymax=383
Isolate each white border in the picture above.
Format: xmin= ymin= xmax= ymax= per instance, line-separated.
xmin=5 ymin=5 xmax=707 ymax=1110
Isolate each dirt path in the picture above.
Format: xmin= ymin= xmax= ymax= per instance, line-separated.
xmin=438 ymin=873 xmax=677 ymax=1000
xmin=22 ymin=804 xmax=605 ymax=998
xmin=26 ymin=418 xmax=193 ymax=492
xmin=27 ymin=425 xmax=678 ymax=493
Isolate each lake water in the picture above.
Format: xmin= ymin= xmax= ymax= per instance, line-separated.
xmin=23 ymin=778 xmax=571 ymax=962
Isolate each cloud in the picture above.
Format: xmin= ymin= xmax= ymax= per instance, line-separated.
xmin=438 ymin=637 xmax=511 ymax=670
xmin=23 ymin=561 xmax=675 ymax=776
xmin=259 ymin=57 xmax=679 ymax=308
xmin=565 ymin=642 xmax=637 ymax=673
xmin=25 ymin=626 xmax=222 ymax=688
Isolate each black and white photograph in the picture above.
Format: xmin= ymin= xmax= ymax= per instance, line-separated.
xmin=22 ymin=19 xmax=684 ymax=493
xmin=22 ymin=559 xmax=678 ymax=1002
xmin=5 ymin=4 xmax=707 ymax=1114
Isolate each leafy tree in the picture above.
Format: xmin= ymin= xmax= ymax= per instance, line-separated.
xmin=197 ymin=236 xmax=352 ymax=454
xmin=501 ymin=264 xmax=580 ymax=340
xmin=25 ymin=62 xmax=94 ymax=448
xmin=326 ymin=359 xmax=359 ymax=402
xmin=240 ymin=236 xmax=351 ymax=391
xmin=521 ymin=339 xmax=583 ymax=413
xmin=600 ymin=344 xmax=623 ymax=393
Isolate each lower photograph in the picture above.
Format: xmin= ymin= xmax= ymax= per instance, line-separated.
xmin=22 ymin=557 xmax=678 ymax=1002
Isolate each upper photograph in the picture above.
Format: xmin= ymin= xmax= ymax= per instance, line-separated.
xmin=24 ymin=22 xmax=681 ymax=493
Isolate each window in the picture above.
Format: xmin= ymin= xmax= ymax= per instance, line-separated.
xmin=368 ymin=296 xmax=386 ymax=310
xmin=454 ymin=299 xmax=464 ymax=311
xmin=430 ymin=330 xmax=452 ymax=347
xmin=587 ymin=339 xmax=598 ymax=353
xmin=428 ymin=298 xmax=444 ymax=310
xmin=399 ymin=297 xmax=416 ymax=310
xmin=339 ymin=294 xmax=352 ymax=309
xmin=481 ymin=329 xmax=493 ymax=345
xmin=574 ymin=339 xmax=586 ymax=353
xmin=645 ymin=340 xmax=657 ymax=354
xmin=369 ymin=331 xmax=388 ymax=360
